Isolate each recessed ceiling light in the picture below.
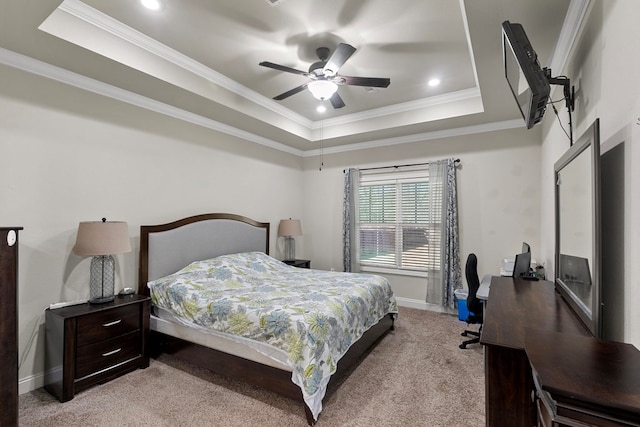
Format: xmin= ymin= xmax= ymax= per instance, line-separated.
xmin=141 ymin=0 xmax=163 ymax=11
xmin=428 ymin=78 xmax=441 ymax=87
xmin=316 ymin=104 xmax=327 ymax=113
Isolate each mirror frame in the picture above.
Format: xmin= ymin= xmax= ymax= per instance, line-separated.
xmin=554 ymin=118 xmax=601 ymax=337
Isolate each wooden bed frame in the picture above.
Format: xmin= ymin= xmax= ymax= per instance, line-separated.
xmin=138 ymin=213 xmax=395 ymax=425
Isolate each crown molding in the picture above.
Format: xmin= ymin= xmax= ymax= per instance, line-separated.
xmin=548 ymin=0 xmax=592 ymax=76
xmin=312 ymin=87 xmax=481 ymax=129
xmin=302 ymin=119 xmax=524 ymax=157
xmin=0 ymin=46 xmax=526 ymax=159
xmin=0 ymin=47 xmax=303 ymax=156
xmin=458 ymin=0 xmax=481 ymax=89
xmin=57 ymin=0 xmax=312 ymax=129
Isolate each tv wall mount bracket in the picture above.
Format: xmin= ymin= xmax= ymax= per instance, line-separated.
xmin=544 ymin=68 xmax=576 ymax=145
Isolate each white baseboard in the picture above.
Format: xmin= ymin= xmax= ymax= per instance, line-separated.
xmin=395 ymin=297 xmax=428 ymax=310
xmin=396 ymin=297 xmax=456 ymax=316
xmin=19 ymin=370 xmax=46 ymax=395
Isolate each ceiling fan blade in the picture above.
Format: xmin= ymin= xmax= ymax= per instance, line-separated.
xmin=273 ymin=83 xmax=309 ymax=100
xmin=259 ymin=61 xmax=310 ymax=76
xmin=323 ymin=43 xmax=356 ymax=76
xmin=339 ymin=75 xmax=391 ymax=88
xmin=329 ymin=92 xmax=346 ymax=109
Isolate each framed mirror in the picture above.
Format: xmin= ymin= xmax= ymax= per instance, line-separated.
xmin=554 ymin=118 xmax=601 ymax=337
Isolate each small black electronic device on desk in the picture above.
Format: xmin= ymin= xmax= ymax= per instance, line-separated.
xmin=513 ymin=246 xmax=539 ymax=280
xmin=512 ymin=251 xmax=531 ymax=278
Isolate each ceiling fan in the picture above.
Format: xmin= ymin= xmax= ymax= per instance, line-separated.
xmin=259 ymin=43 xmax=391 ymax=109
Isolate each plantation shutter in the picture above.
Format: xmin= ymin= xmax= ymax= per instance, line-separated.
xmin=359 ymin=183 xmax=397 ymax=267
xmin=358 ymin=168 xmax=440 ymax=272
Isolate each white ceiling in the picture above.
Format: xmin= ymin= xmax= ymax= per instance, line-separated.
xmin=0 ymin=0 xmax=583 ymax=153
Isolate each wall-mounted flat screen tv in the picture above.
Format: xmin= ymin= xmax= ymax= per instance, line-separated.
xmin=502 ymin=21 xmax=551 ymax=129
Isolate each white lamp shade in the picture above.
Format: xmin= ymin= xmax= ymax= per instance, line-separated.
xmin=278 ymin=219 xmax=302 ymax=237
xmin=74 ymin=220 xmax=132 ymax=256
xmin=308 ymin=80 xmax=338 ymax=100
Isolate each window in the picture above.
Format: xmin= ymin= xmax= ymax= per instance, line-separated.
xmin=358 ymin=169 xmax=442 ymax=273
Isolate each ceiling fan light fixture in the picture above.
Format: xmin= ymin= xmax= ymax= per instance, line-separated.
xmin=308 ymin=80 xmax=338 ymax=100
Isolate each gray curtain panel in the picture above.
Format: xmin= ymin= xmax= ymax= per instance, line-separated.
xmin=425 ymin=159 xmax=461 ymax=308
xmin=343 ymin=168 xmax=360 ymax=272
xmin=443 ymin=158 xmax=462 ymax=308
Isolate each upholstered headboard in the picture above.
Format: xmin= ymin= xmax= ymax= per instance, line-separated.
xmin=138 ymin=213 xmax=269 ymax=295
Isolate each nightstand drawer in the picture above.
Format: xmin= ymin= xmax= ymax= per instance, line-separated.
xmin=76 ymin=330 xmax=141 ymax=379
xmin=77 ymin=304 xmax=140 ymax=346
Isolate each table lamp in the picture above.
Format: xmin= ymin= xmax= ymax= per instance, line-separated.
xmin=278 ymin=219 xmax=302 ymax=261
xmin=74 ymin=218 xmax=131 ymax=304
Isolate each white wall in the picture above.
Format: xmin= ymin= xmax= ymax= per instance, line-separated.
xmin=302 ymin=126 xmax=542 ymax=308
xmin=0 ymin=64 xmax=304 ymax=391
xmin=539 ymin=0 xmax=640 ymax=346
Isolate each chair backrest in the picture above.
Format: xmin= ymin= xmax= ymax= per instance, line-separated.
xmin=465 ymin=253 xmax=483 ymax=318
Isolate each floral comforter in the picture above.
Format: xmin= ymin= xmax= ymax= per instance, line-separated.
xmin=148 ymin=251 xmax=397 ymax=420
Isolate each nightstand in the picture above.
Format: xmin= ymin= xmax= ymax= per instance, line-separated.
xmin=44 ymin=294 xmax=150 ymax=402
xmin=283 ymin=259 xmax=311 ymax=269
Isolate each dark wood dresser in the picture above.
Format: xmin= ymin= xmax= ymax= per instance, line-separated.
xmin=481 ymin=276 xmax=640 ymax=427
xmin=45 ymin=295 xmax=150 ymax=402
xmin=0 ymin=227 xmax=22 ymax=427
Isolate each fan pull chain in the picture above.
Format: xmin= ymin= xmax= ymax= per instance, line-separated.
xmin=319 ymin=120 xmax=324 ymax=171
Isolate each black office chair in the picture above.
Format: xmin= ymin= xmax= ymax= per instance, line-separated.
xmin=460 ymin=253 xmax=483 ymax=349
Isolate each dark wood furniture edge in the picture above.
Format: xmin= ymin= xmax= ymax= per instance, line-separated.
xmin=0 ymin=227 xmax=22 ymax=426
xmin=138 ymin=213 xmax=393 ymax=424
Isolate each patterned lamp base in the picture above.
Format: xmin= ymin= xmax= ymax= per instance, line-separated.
xmin=283 ymin=236 xmax=296 ymax=261
xmin=89 ymin=255 xmax=115 ymax=304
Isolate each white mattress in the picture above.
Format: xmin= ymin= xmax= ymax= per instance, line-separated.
xmin=151 ymin=306 xmax=291 ymax=372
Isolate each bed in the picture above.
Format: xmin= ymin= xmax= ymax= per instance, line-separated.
xmin=138 ymin=213 xmax=397 ymax=424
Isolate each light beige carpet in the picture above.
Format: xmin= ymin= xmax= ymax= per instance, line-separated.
xmin=20 ymin=307 xmax=485 ymax=426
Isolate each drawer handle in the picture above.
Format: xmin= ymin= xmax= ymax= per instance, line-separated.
xmin=102 ymin=319 xmax=122 ymax=327
xmin=102 ymin=348 xmax=122 ymax=357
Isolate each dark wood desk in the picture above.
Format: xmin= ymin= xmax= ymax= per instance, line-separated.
xmin=480 ymin=276 xmax=589 ymax=427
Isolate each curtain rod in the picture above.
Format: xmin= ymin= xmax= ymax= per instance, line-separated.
xmin=344 ymin=158 xmax=460 ymax=173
